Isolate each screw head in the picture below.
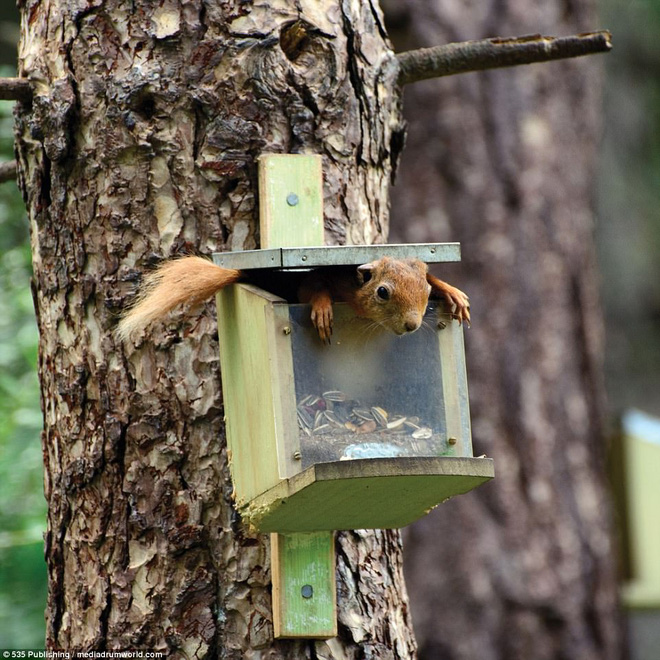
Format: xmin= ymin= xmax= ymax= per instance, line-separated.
xmin=293 ymin=451 xmax=302 ymax=460
xmin=283 ymin=326 xmax=292 ymax=335
xmin=286 ymin=193 xmax=299 ymax=206
xmin=301 ymin=584 xmax=313 ymax=599
xmin=448 ymin=437 xmax=458 ymax=446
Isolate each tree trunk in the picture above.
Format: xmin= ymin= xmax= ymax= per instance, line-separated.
xmin=384 ymin=2 xmax=623 ymax=659
xmin=15 ymin=0 xmax=415 ymax=656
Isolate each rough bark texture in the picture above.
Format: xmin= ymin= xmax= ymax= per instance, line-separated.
xmin=384 ymin=1 xmax=623 ymax=659
xmin=15 ymin=0 xmax=415 ymax=656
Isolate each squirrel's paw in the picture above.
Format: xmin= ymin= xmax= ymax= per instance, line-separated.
xmin=310 ymin=299 xmax=333 ymax=344
xmin=442 ymin=285 xmax=471 ymax=327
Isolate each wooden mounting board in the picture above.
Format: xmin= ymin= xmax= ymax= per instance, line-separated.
xmin=271 ymin=532 xmax=337 ymax=638
xmin=256 ymin=153 xmax=336 ymax=640
xmin=258 ymin=154 xmax=324 ymax=248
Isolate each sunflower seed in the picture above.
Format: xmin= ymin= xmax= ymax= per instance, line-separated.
xmin=387 ymin=416 xmax=406 ymax=430
xmin=297 ymin=408 xmax=313 ymax=429
xmin=371 ymin=406 xmax=388 ymax=426
xmin=323 ymin=390 xmax=347 ymax=402
xmin=324 ymin=410 xmax=343 ymax=427
xmin=353 ymin=408 xmax=374 ymax=421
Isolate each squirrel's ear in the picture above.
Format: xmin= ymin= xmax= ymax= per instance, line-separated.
xmin=357 ymin=262 xmax=375 ymax=284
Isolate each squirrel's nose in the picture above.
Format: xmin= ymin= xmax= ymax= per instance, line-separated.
xmin=404 ymin=318 xmax=421 ymax=333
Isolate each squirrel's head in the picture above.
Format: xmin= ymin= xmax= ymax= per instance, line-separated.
xmin=355 ymin=257 xmax=431 ymax=335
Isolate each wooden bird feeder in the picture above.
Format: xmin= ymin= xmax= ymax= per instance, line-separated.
xmin=214 ymin=244 xmax=494 ymax=532
xmin=214 ymin=154 xmax=494 ymax=638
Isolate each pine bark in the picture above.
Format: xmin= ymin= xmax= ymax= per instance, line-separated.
xmin=385 ymin=1 xmax=623 ymax=659
xmin=15 ymin=0 xmax=414 ymax=656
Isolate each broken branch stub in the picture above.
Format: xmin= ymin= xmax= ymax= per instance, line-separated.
xmin=397 ymin=30 xmax=612 ymax=86
xmin=0 ymin=77 xmax=33 ymax=103
xmin=0 ymin=161 xmax=17 ymax=184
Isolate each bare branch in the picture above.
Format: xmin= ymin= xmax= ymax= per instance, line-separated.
xmin=0 ymin=161 xmax=17 ymax=184
xmin=397 ymin=30 xmax=612 ymax=86
xmin=0 ymin=77 xmax=33 ymax=103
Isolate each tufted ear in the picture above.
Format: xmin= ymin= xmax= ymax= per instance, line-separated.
xmin=356 ymin=262 xmax=376 ymax=285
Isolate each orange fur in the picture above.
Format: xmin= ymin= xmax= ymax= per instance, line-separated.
xmin=426 ymin=272 xmax=471 ymax=326
xmin=348 ymin=257 xmax=431 ymax=335
xmin=116 ymin=255 xmax=469 ymax=344
xmin=116 ymin=256 xmax=241 ymax=341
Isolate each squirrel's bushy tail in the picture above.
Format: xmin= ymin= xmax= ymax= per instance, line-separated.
xmin=116 ymin=256 xmax=241 ymax=341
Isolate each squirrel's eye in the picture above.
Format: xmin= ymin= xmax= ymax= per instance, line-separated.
xmin=377 ymin=286 xmax=390 ymax=301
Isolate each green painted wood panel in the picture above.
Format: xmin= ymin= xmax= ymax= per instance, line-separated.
xmin=264 ymin=302 xmax=301 ymax=480
xmin=216 ymin=283 xmax=287 ymax=504
xmin=245 ymin=457 xmax=495 ymax=532
xmin=271 ymin=532 xmax=337 ymax=638
xmin=621 ymin=414 xmax=660 ymax=608
xmin=437 ymin=314 xmax=473 ymax=456
xmin=258 ymin=154 xmax=324 ymax=248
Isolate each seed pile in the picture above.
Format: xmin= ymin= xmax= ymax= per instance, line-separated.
xmin=296 ymin=390 xmax=449 ymax=465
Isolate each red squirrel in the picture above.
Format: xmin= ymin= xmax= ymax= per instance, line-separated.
xmin=116 ymin=255 xmax=470 ymax=343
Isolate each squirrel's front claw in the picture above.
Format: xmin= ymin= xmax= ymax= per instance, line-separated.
xmin=426 ymin=274 xmax=471 ymax=328
xmin=443 ymin=286 xmax=471 ymax=327
xmin=310 ymin=299 xmax=334 ymax=344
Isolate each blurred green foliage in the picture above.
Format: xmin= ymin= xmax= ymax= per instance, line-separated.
xmin=0 ymin=67 xmax=47 ymax=646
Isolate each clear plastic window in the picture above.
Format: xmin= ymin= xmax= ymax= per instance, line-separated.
xmin=290 ymin=302 xmax=465 ymax=468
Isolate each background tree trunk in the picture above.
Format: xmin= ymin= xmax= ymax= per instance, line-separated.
xmin=383 ymin=1 xmax=623 ymax=659
xmin=15 ymin=0 xmax=415 ymax=656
